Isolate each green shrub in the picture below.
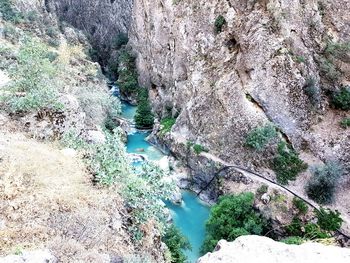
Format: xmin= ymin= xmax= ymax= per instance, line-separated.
xmin=332 ymin=87 xmax=350 ymax=110
xmin=193 ymin=144 xmax=208 ymax=155
xmin=316 ymin=208 xmax=343 ymax=232
xmin=306 ymin=161 xmax=343 ymax=204
xmin=286 ymin=217 xmax=329 ymax=239
xmin=280 ymin=236 xmax=304 ymax=245
xmin=256 ymin=184 xmax=268 ymax=197
xmin=113 ymin=32 xmax=129 ymax=49
xmin=134 ymin=89 xmax=154 ymax=129
xmin=162 ymin=225 xmax=191 ymax=263
xmin=340 ymin=117 xmax=350 ymax=128
xmin=292 ymin=197 xmax=308 ymax=215
xmin=0 ymin=0 xmax=24 ymax=23
xmin=214 ymin=15 xmax=226 ymax=33
xmin=245 ymin=123 xmax=277 ymax=151
xmin=319 ymin=58 xmax=341 ymax=82
xmin=272 ymin=142 xmax=308 ymax=185
xmin=325 ymin=41 xmax=350 ymax=61
xmin=201 ymin=193 xmax=268 ymax=253
xmin=160 ymin=117 xmax=176 ymax=135
xmin=1 ymin=37 xmax=62 ymax=112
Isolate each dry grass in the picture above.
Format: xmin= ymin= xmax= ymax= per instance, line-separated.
xmin=0 ymin=131 xmax=135 ymax=261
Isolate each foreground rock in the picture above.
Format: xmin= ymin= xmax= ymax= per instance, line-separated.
xmin=197 ymin=236 xmax=350 ymax=263
xmin=0 ymin=250 xmax=56 ymax=263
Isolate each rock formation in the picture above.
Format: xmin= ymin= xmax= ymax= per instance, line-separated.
xmin=197 ymin=235 xmax=350 ymax=263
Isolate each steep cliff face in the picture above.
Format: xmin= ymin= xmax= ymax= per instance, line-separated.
xmin=129 ymin=0 xmax=350 ymax=203
xmin=47 ymin=0 xmax=133 ymax=63
xmin=130 ymin=0 xmax=349 ymax=164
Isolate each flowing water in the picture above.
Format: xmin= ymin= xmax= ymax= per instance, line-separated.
xmin=121 ymin=101 xmax=210 ymax=262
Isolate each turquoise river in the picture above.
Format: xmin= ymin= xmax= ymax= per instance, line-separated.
xmin=121 ymin=101 xmax=210 ymax=262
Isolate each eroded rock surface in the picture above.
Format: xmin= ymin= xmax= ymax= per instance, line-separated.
xmin=197 ymin=235 xmax=350 ymax=263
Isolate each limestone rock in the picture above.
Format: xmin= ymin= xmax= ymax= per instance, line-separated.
xmin=0 ymin=249 xmax=57 ymax=263
xmin=197 ymin=236 xmax=350 ymax=263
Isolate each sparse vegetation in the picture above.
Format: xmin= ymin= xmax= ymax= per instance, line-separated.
xmin=306 ymin=161 xmax=343 ymax=204
xmin=162 ymin=225 xmax=191 ymax=263
xmin=193 ymin=144 xmax=208 ymax=155
xmin=292 ymin=197 xmax=308 ymax=215
xmin=245 ymin=123 xmax=277 ymax=151
xmin=160 ymin=117 xmax=177 ymax=135
xmin=332 ymin=86 xmax=350 ymax=110
xmin=256 ymin=184 xmax=268 ymax=197
xmin=280 ymin=236 xmax=305 ymax=245
xmin=201 ymin=193 xmax=268 ymax=253
xmin=340 ymin=117 xmax=350 ymax=128
xmin=214 ymin=15 xmax=226 ymax=33
xmin=113 ymin=32 xmax=129 ymax=49
xmin=272 ymin=142 xmax=308 ymax=185
xmin=0 ymin=0 xmax=24 ymax=23
xmin=1 ymin=37 xmax=63 ymax=112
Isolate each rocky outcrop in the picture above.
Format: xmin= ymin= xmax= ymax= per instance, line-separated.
xmin=197 ymin=235 xmax=350 ymax=263
xmin=0 ymin=250 xmax=57 ymax=263
xmin=130 ymin=0 xmax=350 ymax=225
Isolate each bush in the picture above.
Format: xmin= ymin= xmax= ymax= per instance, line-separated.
xmin=306 ymin=161 xmax=343 ymax=204
xmin=245 ymin=123 xmax=277 ymax=150
xmin=292 ymin=197 xmax=308 ymax=215
xmin=256 ymin=184 xmax=268 ymax=197
xmin=0 ymin=0 xmax=24 ymax=23
xmin=134 ymin=89 xmax=154 ymax=129
xmin=193 ymin=144 xmax=208 ymax=155
xmin=340 ymin=117 xmax=350 ymax=128
xmin=332 ymin=87 xmax=350 ymax=110
xmin=214 ymin=15 xmax=226 ymax=33
xmin=1 ymin=37 xmax=62 ymax=112
xmin=316 ymin=208 xmax=343 ymax=232
xmin=162 ymin=225 xmax=191 ymax=263
xmin=201 ymin=193 xmax=268 ymax=253
xmin=113 ymin=32 xmax=129 ymax=49
xmin=272 ymin=142 xmax=308 ymax=185
xmin=286 ymin=217 xmax=329 ymax=239
xmin=160 ymin=117 xmax=176 ymax=135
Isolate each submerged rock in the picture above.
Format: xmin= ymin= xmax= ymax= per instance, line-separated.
xmin=197 ymin=236 xmax=350 ymax=263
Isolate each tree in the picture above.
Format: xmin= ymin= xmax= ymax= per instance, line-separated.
xmin=162 ymin=225 xmax=191 ymax=263
xmin=201 ymin=193 xmax=268 ymax=253
xmin=134 ymin=89 xmax=154 ymax=129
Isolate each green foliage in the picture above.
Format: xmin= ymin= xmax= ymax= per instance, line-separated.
xmin=0 ymin=0 xmax=24 ymax=23
xmin=162 ymin=225 xmax=191 ymax=263
xmin=214 ymin=15 xmax=226 ymax=33
xmin=319 ymin=58 xmax=341 ymax=82
xmin=286 ymin=217 xmax=329 ymax=239
xmin=122 ymin=163 xmax=175 ymax=226
xmin=61 ymin=130 xmax=88 ymax=150
xmin=306 ymin=161 xmax=343 ymax=204
xmin=272 ymin=142 xmax=308 ymax=185
xmin=160 ymin=117 xmax=177 ymax=135
xmin=340 ymin=117 xmax=350 ymax=128
xmin=325 ymin=41 xmax=350 ymax=61
xmin=1 ymin=37 xmax=62 ymax=112
xmin=332 ymin=87 xmax=350 ymax=110
xmin=256 ymin=184 xmax=268 ymax=197
xmin=245 ymin=123 xmax=277 ymax=151
xmin=280 ymin=236 xmax=304 ymax=245
xmin=88 ymin=130 xmax=132 ymax=185
xmin=117 ymin=48 xmax=139 ymax=95
xmin=134 ymin=89 xmax=154 ymax=129
xmin=201 ymin=193 xmax=268 ymax=253
xmin=193 ymin=144 xmax=208 ymax=155
xmin=316 ymin=208 xmax=343 ymax=232
xmin=113 ymin=32 xmax=129 ymax=49
xmin=292 ymin=197 xmax=308 ymax=215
